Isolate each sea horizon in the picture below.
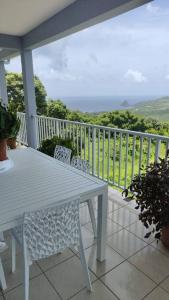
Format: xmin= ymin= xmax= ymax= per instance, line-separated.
xmin=52 ymin=95 xmax=163 ymax=113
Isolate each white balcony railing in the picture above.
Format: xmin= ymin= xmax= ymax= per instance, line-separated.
xmin=17 ymin=112 xmax=169 ymax=189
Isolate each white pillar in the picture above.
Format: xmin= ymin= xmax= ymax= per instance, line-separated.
xmin=0 ymin=60 xmax=8 ymax=106
xmin=21 ymin=49 xmax=37 ymax=149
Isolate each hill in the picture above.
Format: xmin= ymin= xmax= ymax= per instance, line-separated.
xmin=130 ymin=97 xmax=169 ymax=121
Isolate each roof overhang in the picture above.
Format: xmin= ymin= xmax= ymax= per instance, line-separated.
xmin=0 ymin=0 xmax=153 ymax=60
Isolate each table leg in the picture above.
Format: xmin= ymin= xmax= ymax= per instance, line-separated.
xmin=97 ymin=188 xmax=108 ymax=262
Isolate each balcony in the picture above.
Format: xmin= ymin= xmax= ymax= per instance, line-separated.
xmin=0 ymin=113 xmax=164 ymax=300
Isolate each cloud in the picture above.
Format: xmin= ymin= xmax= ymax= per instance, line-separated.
xmin=124 ymin=69 xmax=147 ymax=83
xmin=146 ymin=3 xmax=160 ymax=14
xmin=166 ymin=75 xmax=169 ymax=81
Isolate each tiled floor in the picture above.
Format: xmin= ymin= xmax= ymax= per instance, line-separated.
xmin=1 ymin=187 xmax=169 ymax=300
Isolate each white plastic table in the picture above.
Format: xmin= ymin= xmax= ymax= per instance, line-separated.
xmin=0 ymin=148 xmax=108 ymax=261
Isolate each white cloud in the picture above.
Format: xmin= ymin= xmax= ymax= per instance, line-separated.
xmin=39 ymin=68 xmax=82 ymax=82
xmin=166 ymin=75 xmax=169 ymax=81
xmin=146 ymin=3 xmax=160 ymax=14
xmin=124 ymin=69 xmax=147 ymax=83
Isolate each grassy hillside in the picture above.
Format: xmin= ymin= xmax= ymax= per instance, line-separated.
xmin=131 ymin=97 xmax=169 ymax=121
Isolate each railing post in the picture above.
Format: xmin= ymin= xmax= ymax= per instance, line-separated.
xmin=92 ymin=127 xmax=96 ymax=175
xmin=21 ymin=49 xmax=37 ymax=149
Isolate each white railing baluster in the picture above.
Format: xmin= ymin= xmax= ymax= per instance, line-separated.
xmin=102 ymin=129 xmax=105 ymax=180
xmin=80 ymin=126 xmax=82 ymax=159
xmin=124 ymin=133 xmax=129 ymax=189
xmin=147 ymin=137 xmax=151 ymax=165
xmin=113 ymin=131 xmax=116 ymax=185
xmin=92 ymin=127 xmax=96 ymax=176
xmin=88 ymin=127 xmax=90 ymax=164
xmin=131 ymin=135 xmax=136 ymax=180
xmin=98 ymin=129 xmax=100 ymax=178
xmin=84 ymin=126 xmax=86 ymax=160
xmin=107 ymin=130 xmax=110 ymax=183
xmin=155 ymin=139 xmax=161 ymax=162
xmin=118 ymin=132 xmax=122 ymax=187
xmin=139 ymin=136 xmax=143 ymax=175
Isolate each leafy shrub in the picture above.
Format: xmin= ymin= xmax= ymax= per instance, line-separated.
xmin=123 ymin=155 xmax=169 ymax=240
xmin=0 ymin=100 xmax=20 ymax=140
xmin=38 ymin=136 xmax=78 ymax=158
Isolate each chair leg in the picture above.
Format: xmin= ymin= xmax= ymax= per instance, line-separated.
xmin=23 ymin=239 xmax=30 ymax=300
xmin=78 ymin=228 xmax=92 ymax=291
xmin=87 ymin=200 xmax=97 ymax=238
xmin=11 ymin=236 xmax=16 ymax=273
xmin=0 ymin=257 xmax=7 ymax=290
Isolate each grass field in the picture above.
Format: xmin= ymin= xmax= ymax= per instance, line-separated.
xmin=77 ymin=133 xmax=167 ymax=189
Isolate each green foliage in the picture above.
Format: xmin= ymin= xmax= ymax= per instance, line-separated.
xmin=46 ymin=100 xmax=69 ymax=119
xmin=38 ymin=136 xmax=78 ymax=158
xmin=124 ymin=157 xmax=169 ymax=240
xmin=6 ymin=72 xmax=47 ymax=114
xmin=0 ymin=100 xmax=20 ymax=140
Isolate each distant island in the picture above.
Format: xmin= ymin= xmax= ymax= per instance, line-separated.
xmin=121 ymin=100 xmax=130 ymax=107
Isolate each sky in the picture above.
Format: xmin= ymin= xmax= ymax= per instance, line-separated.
xmin=6 ymin=0 xmax=169 ymax=98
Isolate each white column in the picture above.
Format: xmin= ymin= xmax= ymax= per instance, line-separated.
xmin=0 ymin=60 xmax=8 ymax=106
xmin=21 ymin=49 xmax=37 ymax=149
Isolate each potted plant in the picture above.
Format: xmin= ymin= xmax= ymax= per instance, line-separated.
xmin=0 ymin=100 xmax=20 ymax=160
xmin=123 ymin=156 xmax=169 ymax=248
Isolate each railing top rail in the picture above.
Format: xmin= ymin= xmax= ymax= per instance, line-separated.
xmin=24 ymin=113 xmax=169 ymax=142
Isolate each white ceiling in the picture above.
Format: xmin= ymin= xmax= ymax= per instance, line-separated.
xmin=0 ymin=0 xmax=76 ymax=36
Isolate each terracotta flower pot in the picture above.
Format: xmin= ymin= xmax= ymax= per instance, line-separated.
xmin=7 ymin=138 xmax=17 ymax=149
xmin=161 ymin=226 xmax=169 ymax=248
xmin=0 ymin=139 xmax=8 ymax=161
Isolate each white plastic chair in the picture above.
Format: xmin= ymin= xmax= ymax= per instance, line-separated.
xmin=54 ymin=145 xmax=72 ymax=164
xmin=71 ymin=157 xmax=97 ymax=238
xmin=11 ymin=197 xmax=92 ymax=300
xmin=0 ymin=233 xmax=7 ymax=291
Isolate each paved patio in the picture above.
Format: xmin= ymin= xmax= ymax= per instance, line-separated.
xmin=1 ymin=187 xmax=169 ymax=300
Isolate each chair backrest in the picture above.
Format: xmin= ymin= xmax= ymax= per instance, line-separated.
xmin=54 ymin=145 xmax=72 ymax=164
xmin=71 ymin=157 xmax=90 ymax=174
xmin=23 ymin=198 xmax=80 ymax=261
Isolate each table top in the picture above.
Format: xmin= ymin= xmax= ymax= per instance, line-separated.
xmin=0 ymin=148 xmax=107 ymax=231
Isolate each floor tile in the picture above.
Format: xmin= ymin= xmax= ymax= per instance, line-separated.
xmin=109 ymin=206 xmax=138 ymax=227
xmin=85 ymin=218 xmax=122 ymax=237
xmin=126 ymin=221 xmax=154 ymax=244
xmin=129 ymin=245 xmax=169 ymax=283
xmin=45 ymin=255 xmax=96 ymax=300
xmin=160 ymin=276 xmax=169 ymax=293
xmin=108 ymin=229 xmax=146 ymax=258
xmin=3 ymin=255 xmax=42 ymax=293
xmin=4 ymin=274 xmax=60 ymax=300
xmin=84 ymin=244 xmax=124 ymax=277
xmin=71 ymin=280 xmax=118 ymax=300
xmin=37 ymin=248 xmax=74 ymax=272
xmin=144 ymin=287 xmax=169 ymax=300
xmin=151 ymin=240 xmax=169 ymax=257
xmin=101 ymin=261 xmax=155 ymax=300
xmin=108 ymin=188 xmax=127 ymax=206
xmin=107 ymin=199 xmax=124 ymax=214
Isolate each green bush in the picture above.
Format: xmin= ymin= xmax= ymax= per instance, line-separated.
xmin=38 ymin=136 xmax=78 ymax=158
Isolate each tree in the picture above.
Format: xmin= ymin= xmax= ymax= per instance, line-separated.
xmin=6 ymin=72 xmax=47 ymax=114
xmin=46 ymin=100 xmax=69 ymax=119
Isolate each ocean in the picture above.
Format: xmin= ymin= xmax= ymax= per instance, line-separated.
xmin=60 ymin=95 xmax=156 ymax=113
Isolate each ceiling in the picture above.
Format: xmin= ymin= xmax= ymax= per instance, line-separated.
xmin=0 ymin=0 xmax=76 ymax=36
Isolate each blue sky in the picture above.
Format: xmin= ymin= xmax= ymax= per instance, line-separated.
xmin=6 ymin=0 xmax=169 ymax=98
